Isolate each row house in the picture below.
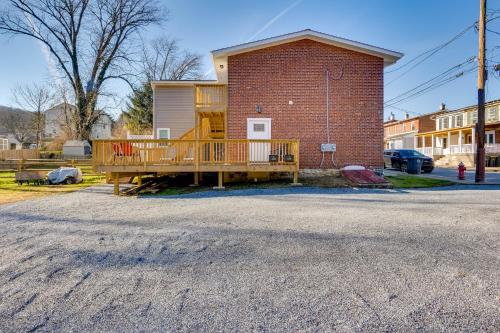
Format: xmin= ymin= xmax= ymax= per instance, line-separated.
xmin=415 ymin=100 xmax=500 ymax=167
xmin=384 ymin=111 xmax=440 ymax=150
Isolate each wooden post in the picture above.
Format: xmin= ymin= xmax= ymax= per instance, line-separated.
xmin=113 ymin=173 xmax=119 ymax=195
xmin=213 ymin=171 xmax=225 ymax=190
xmin=190 ymin=172 xmax=199 ymax=187
xmin=476 ymin=0 xmax=486 ymax=182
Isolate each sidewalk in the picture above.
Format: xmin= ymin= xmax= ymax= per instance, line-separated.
xmin=384 ymin=167 xmax=500 ymax=185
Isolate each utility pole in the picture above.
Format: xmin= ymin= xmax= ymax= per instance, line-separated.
xmin=475 ymin=0 xmax=486 ymax=183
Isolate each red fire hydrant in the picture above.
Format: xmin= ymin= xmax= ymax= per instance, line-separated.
xmin=458 ymin=162 xmax=466 ymax=180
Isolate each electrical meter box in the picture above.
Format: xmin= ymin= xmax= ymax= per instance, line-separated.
xmin=320 ymin=143 xmax=336 ymax=152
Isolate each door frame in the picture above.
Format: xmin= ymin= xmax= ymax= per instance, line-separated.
xmin=247 ymin=118 xmax=272 ymax=139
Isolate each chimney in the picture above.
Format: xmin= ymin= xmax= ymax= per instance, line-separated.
xmin=405 ymin=112 xmax=410 ymax=120
xmin=388 ymin=112 xmax=395 ymax=121
xmin=440 ymin=103 xmax=446 ymax=111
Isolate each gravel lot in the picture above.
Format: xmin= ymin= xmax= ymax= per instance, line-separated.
xmin=0 ymin=185 xmax=499 ymax=332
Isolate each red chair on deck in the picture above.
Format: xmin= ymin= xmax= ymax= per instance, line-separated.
xmin=112 ymin=142 xmax=140 ymax=162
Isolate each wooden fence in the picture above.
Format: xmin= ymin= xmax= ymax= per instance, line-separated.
xmin=0 ymin=149 xmax=40 ymax=160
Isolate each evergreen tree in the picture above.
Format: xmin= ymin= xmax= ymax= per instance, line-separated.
xmin=123 ymin=82 xmax=153 ymax=134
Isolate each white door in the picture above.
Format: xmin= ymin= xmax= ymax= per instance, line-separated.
xmin=247 ymin=118 xmax=271 ymax=163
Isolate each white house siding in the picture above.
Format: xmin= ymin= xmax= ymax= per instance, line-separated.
xmin=90 ymin=115 xmax=113 ymax=139
xmin=153 ymin=86 xmax=195 ymax=139
xmin=386 ymin=133 xmax=416 ymax=150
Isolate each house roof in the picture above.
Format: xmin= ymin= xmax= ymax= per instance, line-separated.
xmin=211 ymin=29 xmax=403 ymax=83
xmin=434 ymin=99 xmax=500 ymax=118
xmin=150 ymin=80 xmax=218 ymax=87
xmin=212 ymin=29 xmax=403 ymax=64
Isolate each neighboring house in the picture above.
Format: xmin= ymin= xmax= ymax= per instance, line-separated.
xmin=384 ymin=109 xmax=444 ymax=150
xmin=151 ymin=29 xmax=402 ymax=169
xmin=0 ymin=135 xmax=24 ymax=150
xmin=44 ymin=103 xmax=113 ymax=140
xmin=0 ymin=136 xmax=7 ymax=150
xmin=416 ymin=100 xmax=500 ymax=167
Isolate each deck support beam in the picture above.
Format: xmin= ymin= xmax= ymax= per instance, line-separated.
xmin=291 ymin=170 xmax=302 ymax=186
xmin=113 ymin=173 xmax=119 ymax=195
xmin=190 ymin=172 xmax=200 ymax=187
xmin=214 ymin=171 xmax=225 ymax=190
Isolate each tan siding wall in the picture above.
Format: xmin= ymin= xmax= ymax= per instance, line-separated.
xmin=153 ymin=86 xmax=195 ymax=138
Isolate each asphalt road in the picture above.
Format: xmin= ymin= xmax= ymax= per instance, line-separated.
xmin=385 ymin=167 xmax=500 ymax=184
xmin=0 ymin=185 xmax=499 ymax=332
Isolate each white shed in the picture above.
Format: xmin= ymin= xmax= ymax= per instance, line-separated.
xmin=63 ymin=140 xmax=91 ymax=157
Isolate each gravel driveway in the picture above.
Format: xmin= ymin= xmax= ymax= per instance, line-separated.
xmin=0 ymin=185 xmax=499 ymax=332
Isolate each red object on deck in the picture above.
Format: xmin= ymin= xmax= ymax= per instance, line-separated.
xmin=112 ymin=142 xmax=134 ymax=156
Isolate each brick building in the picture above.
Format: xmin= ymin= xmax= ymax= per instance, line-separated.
xmin=384 ymin=111 xmax=439 ymax=150
xmin=151 ymin=29 xmax=402 ymax=170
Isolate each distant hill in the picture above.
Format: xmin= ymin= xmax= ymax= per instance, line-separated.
xmin=0 ymin=105 xmax=33 ymax=136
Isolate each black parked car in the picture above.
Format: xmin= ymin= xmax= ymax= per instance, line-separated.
xmin=383 ymin=149 xmax=434 ymax=173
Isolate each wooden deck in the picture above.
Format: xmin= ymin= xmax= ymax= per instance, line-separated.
xmin=92 ymin=139 xmax=300 ymax=193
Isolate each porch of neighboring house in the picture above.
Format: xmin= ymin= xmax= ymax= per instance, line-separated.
xmin=93 ymin=84 xmax=300 ymax=194
xmin=416 ymin=125 xmax=500 ymax=167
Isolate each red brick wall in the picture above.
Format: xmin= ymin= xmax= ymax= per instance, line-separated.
xmin=227 ymin=39 xmax=384 ymax=169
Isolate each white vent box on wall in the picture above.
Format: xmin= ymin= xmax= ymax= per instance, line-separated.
xmin=320 ymin=143 xmax=336 ymax=152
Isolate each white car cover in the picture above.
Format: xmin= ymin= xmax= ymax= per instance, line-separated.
xmin=47 ymin=167 xmax=83 ymax=184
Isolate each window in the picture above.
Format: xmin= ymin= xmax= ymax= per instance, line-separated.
xmin=487 ymin=107 xmax=498 ymax=122
xmin=443 ymin=117 xmax=449 ymax=129
xmin=486 ymin=131 xmax=495 ymax=145
xmin=410 ymin=121 xmax=415 ymax=131
xmin=466 ymin=111 xmax=478 ymax=125
xmin=157 ymin=128 xmax=170 ymax=139
xmin=454 ymin=114 xmax=463 ymax=128
xmin=0 ymin=138 xmax=7 ymax=150
xmin=253 ymin=123 xmax=265 ymax=132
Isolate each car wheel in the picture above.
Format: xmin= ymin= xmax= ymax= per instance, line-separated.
xmin=401 ymin=162 xmax=408 ymax=173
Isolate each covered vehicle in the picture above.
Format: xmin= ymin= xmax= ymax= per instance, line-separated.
xmin=47 ymin=167 xmax=83 ymax=184
xmin=383 ymin=149 xmax=434 ymax=174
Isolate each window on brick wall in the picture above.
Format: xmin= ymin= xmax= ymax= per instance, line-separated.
xmin=410 ymin=121 xmax=415 ymax=131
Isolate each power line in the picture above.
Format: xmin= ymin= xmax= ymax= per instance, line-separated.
xmin=384 ymin=14 xmax=500 ymax=87
xmin=384 ymin=57 xmax=476 ymax=105
xmin=384 ymin=22 xmax=476 ymax=86
xmin=385 ymin=105 xmax=424 ymax=116
xmin=385 ymin=65 xmax=477 ymax=107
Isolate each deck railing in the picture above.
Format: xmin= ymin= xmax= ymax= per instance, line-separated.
xmin=93 ymin=139 xmax=299 ymax=168
xmin=195 ymin=85 xmax=227 ymax=108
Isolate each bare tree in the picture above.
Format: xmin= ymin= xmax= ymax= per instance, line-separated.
xmin=5 ymin=112 xmax=33 ymax=146
xmin=12 ymin=83 xmax=53 ymax=147
xmin=123 ymin=37 xmax=202 ymax=134
xmin=0 ymin=0 xmax=163 ymax=140
xmin=142 ymin=37 xmax=203 ymax=81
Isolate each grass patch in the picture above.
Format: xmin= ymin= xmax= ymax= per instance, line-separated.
xmin=0 ymin=166 xmax=104 ymax=205
xmin=385 ymin=175 xmax=455 ymax=188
